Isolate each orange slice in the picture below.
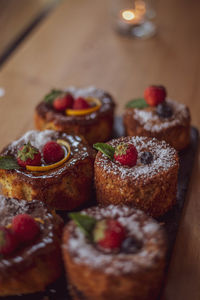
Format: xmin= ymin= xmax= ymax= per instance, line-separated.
xmin=65 ymin=97 xmax=101 ymax=116
xmin=26 ymin=139 xmax=71 ymax=172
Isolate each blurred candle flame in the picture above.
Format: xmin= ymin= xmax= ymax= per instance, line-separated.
xmin=122 ymin=9 xmax=135 ymax=21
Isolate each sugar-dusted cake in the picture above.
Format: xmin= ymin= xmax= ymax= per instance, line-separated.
xmin=123 ymin=85 xmax=191 ymax=151
xmin=0 ymin=130 xmax=95 ymax=210
xmin=62 ymin=205 xmax=167 ymax=300
xmin=0 ymin=196 xmax=63 ymax=296
xmin=94 ymin=136 xmax=179 ymax=217
xmin=34 ymin=86 xmax=115 ymax=144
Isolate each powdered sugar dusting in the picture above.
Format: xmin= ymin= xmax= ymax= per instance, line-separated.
xmin=95 ymin=136 xmax=177 ymax=182
xmin=132 ymin=99 xmax=190 ymax=132
xmin=10 ymin=130 xmax=55 ymax=152
xmin=65 ymin=205 xmax=166 ymax=275
xmin=65 ymin=86 xmax=107 ymax=101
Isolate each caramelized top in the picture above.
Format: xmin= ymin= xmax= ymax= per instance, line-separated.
xmin=0 ymin=196 xmax=62 ymax=276
xmin=36 ymin=86 xmax=115 ymax=125
xmin=1 ymin=130 xmax=95 ymax=184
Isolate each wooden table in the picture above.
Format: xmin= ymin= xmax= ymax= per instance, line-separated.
xmin=0 ymin=0 xmax=199 ymax=299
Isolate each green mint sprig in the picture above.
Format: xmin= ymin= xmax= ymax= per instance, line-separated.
xmin=43 ymin=89 xmax=64 ymax=105
xmin=0 ymin=156 xmax=20 ymax=170
xmin=93 ymin=143 xmax=115 ymax=160
xmin=69 ymin=212 xmax=96 ymax=241
xmin=125 ymin=98 xmax=149 ymax=109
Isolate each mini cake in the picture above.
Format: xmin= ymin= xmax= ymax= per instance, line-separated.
xmin=62 ymin=205 xmax=167 ymax=300
xmin=94 ymin=136 xmax=179 ymax=217
xmin=0 ymin=130 xmax=95 ymax=210
xmin=0 ymin=196 xmax=63 ymax=296
xmin=34 ymin=86 xmax=115 ymax=144
xmin=123 ymin=85 xmax=191 ymax=151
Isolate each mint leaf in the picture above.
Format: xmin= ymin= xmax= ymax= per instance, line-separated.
xmin=69 ymin=212 xmax=96 ymax=241
xmin=93 ymin=143 xmax=115 ymax=160
xmin=0 ymin=156 xmax=20 ymax=170
xmin=126 ymin=98 xmax=149 ymax=109
xmin=43 ymin=89 xmax=63 ymax=105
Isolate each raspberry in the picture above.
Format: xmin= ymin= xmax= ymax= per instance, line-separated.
xmin=144 ymin=85 xmax=166 ymax=106
xmin=12 ymin=214 xmax=40 ymax=243
xmin=17 ymin=142 xmax=41 ymax=168
xmin=114 ymin=143 xmax=138 ymax=167
xmin=73 ymin=97 xmax=90 ymax=110
xmin=53 ymin=93 xmax=74 ymax=111
xmin=43 ymin=141 xmax=64 ymax=164
xmin=0 ymin=227 xmax=18 ymax=255
xmin=93 ymin=219 xmax=126 ymax=251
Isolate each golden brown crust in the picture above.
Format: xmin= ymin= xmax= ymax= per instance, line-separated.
xmin=34 ymin=110 xmax=114 ymax=145
xmin=123 ymin=100 xmax=191 ymax=151
xmin=34 ymin=86 xmax=115 ymax=144
xmin=124 ymin=112 xmax=190 ymax=151
xmin=0 ymin=130 xmax=96 ymax=210
xmin=62 ymin=205 xmax=166 ymax=300
xmin=0 ymin=156 xmax=94 ymax=210
xmin=94 ymin=136 xmax=179 ymax=217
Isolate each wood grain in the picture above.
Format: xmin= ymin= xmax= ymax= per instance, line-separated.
xmin=0 ymin=0 xmax=57 ymax=59
xmin=0 ymin=0 xmax=199 ymax=299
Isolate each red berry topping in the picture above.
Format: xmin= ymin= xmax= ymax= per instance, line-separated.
xmin=73 ymin=97 xmax=90 ymax=110
xmin=53 ymin=93 xmax=74 ymax=111
xmin=17 ymin=142 xmax=41 ymax=168
xmin=93 ymin=219 xmax=126 ymax=251
xmin=0 ymin=227 xmax=18 ymax=255
xmin=43 ymin=141 xmax=64 ymax=164
xmin=114 ymin=143 xmax=138 ymax=167
xmin=144 ymin=85 xmax=166 ymax=106
xmin=12 ymin=214 xmax=40 ymax=243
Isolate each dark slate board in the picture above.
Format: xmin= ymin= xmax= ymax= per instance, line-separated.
xmin=3 ymin=117 xmax=199 ymax=300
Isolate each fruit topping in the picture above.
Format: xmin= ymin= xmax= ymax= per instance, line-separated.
xmin=43 ymin=141 xmax=65 ymax=164
xmin=43 ymin=89 xmax=63 ymax=105
xmin=144 ymin=85 xmax=166 ymax=106
xmin=93 ymin=219 xmax=126 ymax=251
xmin=66 ymin=97 xmax=102 ymax=116
xmin=26 ymin=139 xmax=71 ymax=172
xmin=140 ymin=151 xmax=153 ymax=165
xmin=17 ymin=142 xmax=41 ymax=168
xmin=53 ymin=93 xmax=74 ymax=111
xmin=0 ymin=227 xmax=18 ymax=255
xmin=114 ymin=143 xmax=138 ymax=167
xmin=121 ymin=236 xmax=143 ymax=254
xmin=12 ymin=214 xmax=40 ymax=243
xmin=156 ymin=102 xmax=173 ymax=119
xmin=73 ymin=97 xmax=90 ymax=110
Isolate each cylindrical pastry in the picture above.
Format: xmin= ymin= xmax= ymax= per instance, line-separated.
xmin=62 ymin=205 xmax=167 ymax=300
xmin=94 ymin=136 xmax=179 ymax=217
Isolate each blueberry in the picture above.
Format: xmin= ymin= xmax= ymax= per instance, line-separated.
xmin=140 ymin=151 xmax=153 ymax=165
xmin=156 ymin=102 xmax=173 ymax=118
xmin=121 ymin=236 xmax=143 ymax=254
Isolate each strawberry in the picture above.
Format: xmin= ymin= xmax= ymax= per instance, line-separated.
xmin=43 ymin=141 xmax=64 ymax=164
xmin=12 ymin=214 xmax=40 ymax=243
xmin=93 ymin=219 xmax=126 ymax=251
xmin=17 ymin=142 xmax=41 ymax=168
xmin=114 ymin=143 xmax=138 ymax=167
xmin=53 ymin=93 xmax=74 ymax=111
xmin=73 ymin=97 xmax=90 ymax=110
xmin=144 ymin=85 xmax=166 ymax=106
xmin=0 ymin=227 xmax=18 ymax=255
